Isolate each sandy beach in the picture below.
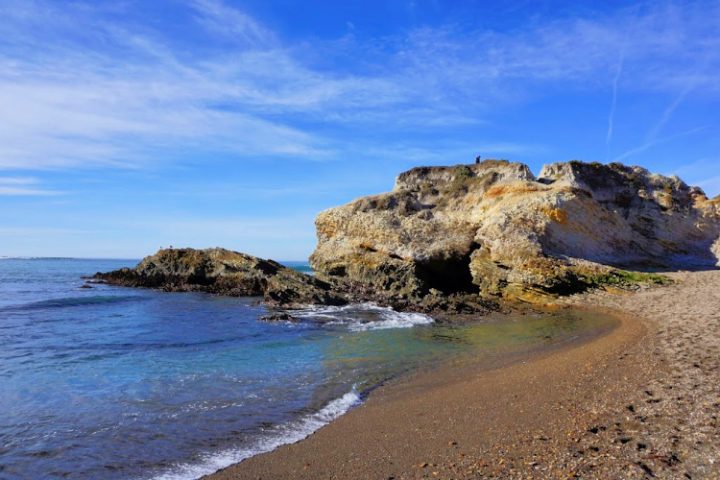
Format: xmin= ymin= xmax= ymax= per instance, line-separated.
xmin=206 ymin=270 xmax=720 ymax=479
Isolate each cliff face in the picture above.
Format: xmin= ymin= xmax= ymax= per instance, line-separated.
xmin=96 ymin=248 xmax=346 ymax=308
xmin=311 ymin=160 xmax=720 ymax=304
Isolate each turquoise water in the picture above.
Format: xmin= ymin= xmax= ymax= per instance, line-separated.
xmin=0 ymin=258 xmax=614 ymax=480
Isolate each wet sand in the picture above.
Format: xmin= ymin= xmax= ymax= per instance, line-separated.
xmin=206 ymin=271 xmax=719 ymax=479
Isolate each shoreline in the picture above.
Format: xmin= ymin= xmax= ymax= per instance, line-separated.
xmin=204 ymin=306 xmax=643 ymax=479
xmin=164 ymin=308 xmax=618 ymax=480
xmin=205 ymin=271 xmax=720 ymax=479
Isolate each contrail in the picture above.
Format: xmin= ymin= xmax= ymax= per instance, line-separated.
xmin=645 ymin=51 xmax=711 ymax=143
xmin=606 ymin=48 xmax=625 ymax=146
xmin=646 ymin=82 xmax=695 ymax=143
xmin=605 ymin=4 xmax=639 ymax=153
xmin=612 ymin=125 xmax=709 ymax=163
xmin=614 ymin=53 xmax=707 ymax=164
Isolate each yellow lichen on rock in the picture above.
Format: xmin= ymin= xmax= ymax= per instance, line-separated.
xmin=311 ymin=159 xmax=720 ymax=309
xmin=543 ymin=207 xmax=569 ymax=224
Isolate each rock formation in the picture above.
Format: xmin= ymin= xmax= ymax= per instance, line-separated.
xmin=95 ymin=248 xmax=346 ymax=308
xmin=311 ymin=160 xmax=720 ymax=305
xmin=96 ymin=161 xmax=720 ymax=313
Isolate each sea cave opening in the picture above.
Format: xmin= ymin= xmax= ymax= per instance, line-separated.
xmin=415 ymin=253 xmax=476 ymax=294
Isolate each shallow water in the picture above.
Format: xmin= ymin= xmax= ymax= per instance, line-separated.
xmin=0 ymin=258 xmax=615 ymax=480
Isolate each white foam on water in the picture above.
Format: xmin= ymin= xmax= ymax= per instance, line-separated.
xmin=291 ymin=302 xmax=434 ymax=331
xmin=343 ymin=309 xmax=434 ymax=332
xmin=144 ymin=304 xmax=432 ymax=479
xmin=146 ymin=388 xmax=361 ymax=480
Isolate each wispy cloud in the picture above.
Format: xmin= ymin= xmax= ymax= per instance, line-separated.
xmin=0 ymin=0 xmax=718 ymax=171
xmin=0 ymin=177 xmax=60 ymax=196
xmin=0 ymin=1 xmax=333 ymax=169
xmin=0 ymin=227 xmax=89 ymax=236
xmin=356 ymin=141 xmax=547 ymax=166
xmin=189 ymin=0 xmax=275 ymax=46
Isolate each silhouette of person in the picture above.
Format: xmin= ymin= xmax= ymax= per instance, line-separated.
xmin=475 ymin=155 xmax=481 ymax=164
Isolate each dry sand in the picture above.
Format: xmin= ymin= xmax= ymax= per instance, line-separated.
xmin=205 ymin=271 xmax=720 ymax=479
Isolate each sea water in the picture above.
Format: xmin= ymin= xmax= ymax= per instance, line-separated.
xmin=0 ymin=258 xmax=614 ymax=480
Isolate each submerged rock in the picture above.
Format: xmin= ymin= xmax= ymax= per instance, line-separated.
xmin=259 ymin=312 xmax=299 ymax=322
xmin=311 ymin=160 xmax=720 ymax=305
xmin=95 ymin=248 xmax=346 ymax=308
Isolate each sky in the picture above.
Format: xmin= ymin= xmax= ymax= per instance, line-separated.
xmin=1 ymin=0 xmax=719 ymax=259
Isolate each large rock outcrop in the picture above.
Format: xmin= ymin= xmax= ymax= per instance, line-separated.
xmin=96 ymin=248 xmax=346 ymax=308
xmin=311 ymin=160 xmax=720 ymax=305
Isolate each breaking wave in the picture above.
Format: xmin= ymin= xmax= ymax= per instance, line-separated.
xmin=147 ymin=388 xmax=361 ymax=480
xmin=289 ymin=303 xmax=434 ymax=331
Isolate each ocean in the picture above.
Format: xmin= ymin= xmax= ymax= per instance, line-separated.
xmin=0 ymin=258 xmax=614 ymax=480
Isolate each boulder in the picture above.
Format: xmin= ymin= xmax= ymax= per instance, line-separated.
xmin=311 ymin=160 xmax=720 ymax=305
xmin=95 ymin=247 xmax=346 ymax=308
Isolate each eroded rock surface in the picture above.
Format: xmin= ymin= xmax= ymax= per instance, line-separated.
xmin=95 ymin=248 xmax=346 ymax=308
xmin=311 ymin=160 xmax=720 ymax=305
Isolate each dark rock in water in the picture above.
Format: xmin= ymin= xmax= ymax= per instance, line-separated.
xmin=79 ymin=283 xmax=94 ymax=289
xmin=259 ymin=312 xmax=298 ymax=322
xmin=80 ymin=277 xmax=103 ymax=283
xmin=95 ymin=248 xmax=347 ymax=308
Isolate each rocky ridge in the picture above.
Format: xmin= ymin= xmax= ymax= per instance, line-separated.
xmin=95 ymin=247 xmax=346 ymax=308
xmin=311 ymin=160 xmax=720 ymax=306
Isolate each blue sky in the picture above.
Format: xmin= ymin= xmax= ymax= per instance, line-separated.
xmin=1 ymin=0 xmax=719 ymax=259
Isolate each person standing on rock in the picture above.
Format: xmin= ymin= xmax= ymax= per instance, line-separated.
xmin=475 ymin=155 xmax=481 ymax=164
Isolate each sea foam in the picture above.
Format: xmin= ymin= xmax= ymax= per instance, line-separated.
xmin=290 ymin=302 xmax=434 ymax=331
xmin=147 ymin=388 xmax=361 ymax=480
